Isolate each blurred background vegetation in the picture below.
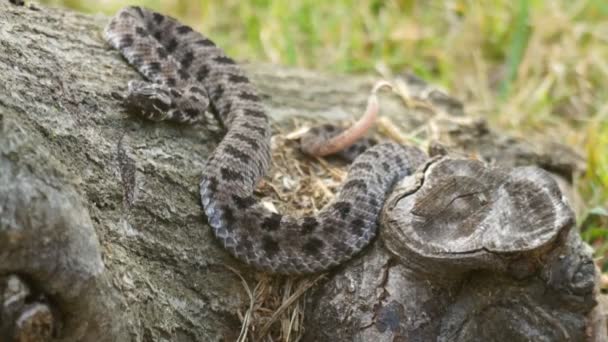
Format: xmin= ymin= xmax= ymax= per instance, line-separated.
xmin=41 ymin=0 xmax=607 ymax=272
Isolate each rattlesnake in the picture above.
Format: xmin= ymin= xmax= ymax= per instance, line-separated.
xmin=105 ymin=6 xmax=426 ymax=274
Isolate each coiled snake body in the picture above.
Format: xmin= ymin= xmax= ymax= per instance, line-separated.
xmin=105 ymin=6 xmax=426 ymax=274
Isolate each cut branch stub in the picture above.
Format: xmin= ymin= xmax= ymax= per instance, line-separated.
xmin=382 ymin=157 xmax=575 ymax=280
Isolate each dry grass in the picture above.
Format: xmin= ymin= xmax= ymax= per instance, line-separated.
xmin=40 ymin=0 xmax=608 ymax=340
xmin=221 ymin=120 xmax=345 ymax=341
xmin=226 ymin=265 xmax=325 ymax=341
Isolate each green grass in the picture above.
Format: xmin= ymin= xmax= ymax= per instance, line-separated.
xmin=41 ymin=0 xmax=608 ymax=271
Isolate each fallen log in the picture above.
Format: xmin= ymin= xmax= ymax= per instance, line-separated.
xmin=0 ymin=2 xmax=603 ymax=341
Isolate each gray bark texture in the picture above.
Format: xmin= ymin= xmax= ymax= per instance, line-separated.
xmin=0 ymin=2 xmax=605 ymax=341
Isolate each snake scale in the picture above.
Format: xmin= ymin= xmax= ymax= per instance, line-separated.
xmin=105 ymin=6 xmax=426 ymax=274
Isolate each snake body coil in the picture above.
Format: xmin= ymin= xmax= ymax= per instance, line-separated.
xmin=105 ymin=6 xmax=425 ymax=274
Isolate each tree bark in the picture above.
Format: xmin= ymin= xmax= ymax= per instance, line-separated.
xmin=0 ymin=2 xmax=604 ymax=341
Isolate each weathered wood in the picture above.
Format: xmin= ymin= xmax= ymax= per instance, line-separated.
xmin=304 ymin=158 xmax=600 ymax=341
xmin=384 ymin=159 xmax=574 ymax=276
xmin=0 ymin=2 xmax=603 ymax=341
xmin=386 ymin=158 xmax=593 ymax=340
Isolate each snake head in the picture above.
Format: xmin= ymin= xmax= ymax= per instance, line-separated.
xmin=124 ymin=80 xmax=174 ymax=121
